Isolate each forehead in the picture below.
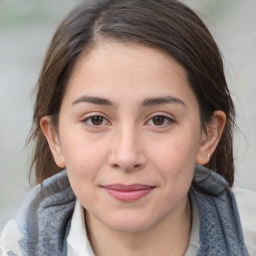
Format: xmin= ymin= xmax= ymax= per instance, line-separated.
xmin=64 ymin=41 xmax=197 ymax=107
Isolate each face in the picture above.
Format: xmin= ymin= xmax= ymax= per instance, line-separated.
xmin=44 ymin=42 xmax=210 ymax=233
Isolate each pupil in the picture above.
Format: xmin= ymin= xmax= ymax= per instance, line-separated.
xmin=153 ymin=116 xmax=164 ymax=125
xmin=92 ymin=116 xmax=103 ymax=125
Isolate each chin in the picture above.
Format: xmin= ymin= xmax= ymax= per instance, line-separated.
xmin=101 ymin=214 xmax=156 ymax=233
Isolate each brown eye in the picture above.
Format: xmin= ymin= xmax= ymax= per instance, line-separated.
xmin=147 ymin=115 xmax=175 ymax=127
xmin=152 ymin=116 xmax=165 ymax=125
xmin=82 ymin=115 xmax=110 ymax=128
xmin=91 ymin=116 xmax=104 ymax=125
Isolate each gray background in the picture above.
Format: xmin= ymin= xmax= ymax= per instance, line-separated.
xmin=0 ymin=0 xmax=255 ymax=231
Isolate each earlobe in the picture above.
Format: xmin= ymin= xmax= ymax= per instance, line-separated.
xmin=196 ymin=110 xmax=226 ymax=165
xmin=40 ymin=116 xmax=66 ymax=168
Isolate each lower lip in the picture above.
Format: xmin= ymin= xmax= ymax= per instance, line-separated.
xmin=103 ymin=188 xmax=154 ymax=202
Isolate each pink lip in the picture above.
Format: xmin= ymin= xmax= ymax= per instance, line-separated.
xmin=102 ymin=184 xmax=155 ymax=202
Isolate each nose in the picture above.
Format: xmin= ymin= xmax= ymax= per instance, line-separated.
xmin=108 ymin=126 xmax=147 ymax=171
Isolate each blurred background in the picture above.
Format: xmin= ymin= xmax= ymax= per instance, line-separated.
xmin=0 ymin=0 xmax=255 ymax=230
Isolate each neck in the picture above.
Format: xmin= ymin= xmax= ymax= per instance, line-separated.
xmin=85 ymin=197 xmax=191 ymax=256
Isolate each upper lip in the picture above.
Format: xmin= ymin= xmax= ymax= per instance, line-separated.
xmin=102 ymin=184 xmax=156 ymax=191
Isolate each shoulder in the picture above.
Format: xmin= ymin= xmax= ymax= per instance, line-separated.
xmin=232 ymin=187 xmax=256 ymax=255
xmin=0 ymin=170 xmax=76 ymax=255
xmin=0 ymin=219 xmax=23 ymax=256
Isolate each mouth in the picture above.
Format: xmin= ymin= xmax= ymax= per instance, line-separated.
xmin=101 ymin=184 xmax=156 ymax=202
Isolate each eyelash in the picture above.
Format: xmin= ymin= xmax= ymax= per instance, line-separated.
xmin=81 ymin=115 xmax=110 ymax=127
xmin=81 ymin=114 xmax=175 ymax=128
xmin=146 ymin=115 xmax=175 ymax=127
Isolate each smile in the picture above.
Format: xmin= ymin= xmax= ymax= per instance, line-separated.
xmin=102 ymin=184 xmax=156 ymax=202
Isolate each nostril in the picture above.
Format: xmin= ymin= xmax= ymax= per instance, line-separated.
xmin=113 ymin=164 xmax=119 ymax=168
xmin=110 ymin=162 xmax=143 ymax=171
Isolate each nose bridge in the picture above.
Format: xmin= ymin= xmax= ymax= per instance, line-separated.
xmin=108 ymin=122 xmax=146 ymax=171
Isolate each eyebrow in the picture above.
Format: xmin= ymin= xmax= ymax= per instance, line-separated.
xmin=72 ymin=96 xmax=114 ymax=106
xmin=72 ymin=95 xmax=186 ymax=108
xmin=142 ymin=96 xmax=186 ymax=107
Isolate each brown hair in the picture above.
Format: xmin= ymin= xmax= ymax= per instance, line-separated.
xmin=29 ymin=0 xmax=235 ymax=185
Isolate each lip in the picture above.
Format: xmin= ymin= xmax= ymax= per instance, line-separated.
xmin=102 ymin=184 xmax=156 ymax=202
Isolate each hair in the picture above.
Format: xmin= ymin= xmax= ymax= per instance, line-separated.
xmin=29 ymin=0 xmax=235 ymax=186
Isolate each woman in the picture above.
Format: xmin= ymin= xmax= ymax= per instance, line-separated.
xmin=0 ymin=0 xmax=255 ymax=255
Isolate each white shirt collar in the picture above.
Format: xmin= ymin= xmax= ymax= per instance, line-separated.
xmin=67 ymin=200 xmax=95 ymax=256
xmin=185 ymin=190 xmax=200 ymax=256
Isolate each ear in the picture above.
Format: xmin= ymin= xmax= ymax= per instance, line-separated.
xmin=196 ymin=110 xmax=226 ymax=165
xmin=40 ymin=116 xmax=66 ymax=168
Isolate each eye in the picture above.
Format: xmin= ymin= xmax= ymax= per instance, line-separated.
xmin=147 ymin=115 xmax=174 ymax=126
xmin=82 ymin=115 xmax=109 ymax=126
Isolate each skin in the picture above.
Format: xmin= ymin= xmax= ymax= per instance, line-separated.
xmin=41 ymin=41 xmax=226 ymax=256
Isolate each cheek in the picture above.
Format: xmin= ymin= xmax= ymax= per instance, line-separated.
xmin=152 ymin=132 xmax=200 ymax=166
xmin=59 ymin=131 xmax=108 ymax=180
xmin=62 ymin=137 xmax=108 ymax=206
xmin=149 ymin=128 xmax=201 ymax=186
